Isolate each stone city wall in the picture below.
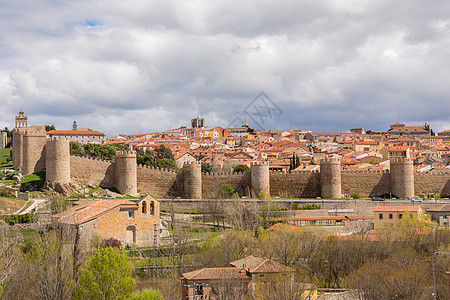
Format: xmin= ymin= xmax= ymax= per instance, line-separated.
xmin=415 ymin=171 xmax=450 ymax=197
xmin=70 ymin=155 xmax=116 ymax=188
xmin=137 ymin=164 xmax=182 ymax=198
xmin=341 ymin=170 xmax=390 ymax=198
xmin=202 ymin=171 xmax=251 ymax=198
xmin=270 ymin=171 xmax=321 ymax=198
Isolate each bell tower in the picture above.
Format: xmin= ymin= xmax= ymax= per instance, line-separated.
xmin=15 ymin=110 xmax=28 ymax=128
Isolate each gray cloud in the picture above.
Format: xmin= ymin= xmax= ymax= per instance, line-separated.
xmin=0 ymin=0 xmax=449 ymax=135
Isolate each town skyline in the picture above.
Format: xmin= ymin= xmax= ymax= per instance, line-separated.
xmin=1 ymin=1 xmax=450 ymax=136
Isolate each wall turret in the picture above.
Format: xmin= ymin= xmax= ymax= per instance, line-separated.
xmin=115 ymin=151 xmax=138 ymax=196
xmin=251 ymin=161 xmax=270 ymax=197
xmin=21 ymin=126 xmax=46 ymax=175
xmin=320 ymin=157 xmax=341 ymax=198
xmin=46 ymin=139 xmax=71 ymax=184
xmin=12 ymin=128 xmax=24 ymax=170
xmin=183 ymin=161 xmax=202 ymax=199
xmin=390 ymin=158 xmax=414 ymax=199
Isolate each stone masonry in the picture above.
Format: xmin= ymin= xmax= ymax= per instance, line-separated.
xmin=13 ymin=135 xmax=450 ymax=199
xmin=250 ymin=161 xmax=270 ymax=197
xmin=115 ymin=151 xmax=138 ymax=196
xmin=320 ymin=157 xmax=342 ymax=199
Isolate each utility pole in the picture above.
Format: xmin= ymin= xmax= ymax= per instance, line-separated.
xmin=431 ymin=251 xmax=450 ymax=300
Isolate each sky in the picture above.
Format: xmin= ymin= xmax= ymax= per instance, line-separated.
xmin=0 ymin=0 xmax=449 ymax=137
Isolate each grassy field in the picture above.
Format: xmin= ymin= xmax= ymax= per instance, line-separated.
xmin=0 ymin=148 xmax=12 ymax=169
xmin=0 ymin=197 xmax=27 ymax=214
xmin=21 ymin=172 xmax=46 ymax=191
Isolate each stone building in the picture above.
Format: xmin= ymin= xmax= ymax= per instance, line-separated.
xmin=52 ymin=195 xmax=160 ymax=247
xmin=46 ymin=128 xmax=105 ymax=144
xmin=373 ymin=205 xmax=422 ymax=230
xmin=180 ymin=255 xmax=316 ymax=300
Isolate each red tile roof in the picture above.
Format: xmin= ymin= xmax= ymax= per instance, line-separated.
xmin=229 ymin=255 xmax=295 ymax=273
xmin=373 ymin=205 xmax=421 ymax=212
xmin=47 ymin=130 xmax=104 ymax=136
xmin=53 ymin=199 xmax=137 ymax=225
xmin=182 ymin=268 xmax=250 ymax=280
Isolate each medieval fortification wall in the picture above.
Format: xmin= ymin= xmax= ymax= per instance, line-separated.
xmin=12 ymin=129 xmax=450 ymax=199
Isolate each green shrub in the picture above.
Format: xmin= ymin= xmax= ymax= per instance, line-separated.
xmin=233 ymin=164 xmax=250 ymax=173
xmin=258 ymin=192 xmax=270 ymax=200
xmin=351 ymin=193 xmax=360 ymax=199
xmin=292 ymin=203 xmax=321 ymax=210
xmin=2 ymin=213 xmax=36 ymax=225
xmin=219 ymin=185 xmax=235 ymax=195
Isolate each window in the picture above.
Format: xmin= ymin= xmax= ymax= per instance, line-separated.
xmin=128 ymin=211 xmax=134 ymax=219
xmin=389 ymin=214 xmax=393 ymax=219
xmin=399 ymin=214 xmax=403 ymax=219
xmin=258 ymin=274 xmax=265 ymax=278
xmin=150 ymin=202 xmax=155 ymax=215
xmin=142 ymin=201 xmax=147 ymax=214
xmin=379 ymin=213 xmax=383 ymax=220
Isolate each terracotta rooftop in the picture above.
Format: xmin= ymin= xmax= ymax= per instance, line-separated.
xmin=182 ymin=268 xmax=250 ymax=280
xmin=229 ymin=255 xmax=295 ymax=273
xmin=373 ymin=205 xmax=421 ymax=212
xmin=53 ymin=199 xmax=137 ymax=225
xmin=47 ymin=130 xmax=104 ymax=136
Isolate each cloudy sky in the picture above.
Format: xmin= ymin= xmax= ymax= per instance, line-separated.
xmin=1 ymin=0 xmax=449 ymax=136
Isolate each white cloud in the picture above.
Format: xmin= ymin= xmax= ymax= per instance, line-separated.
xmin=0 ymin=0 xmax=449 ymax=135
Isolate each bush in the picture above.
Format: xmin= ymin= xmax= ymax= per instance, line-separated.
xmin=219 ymin=185 xmax=235 ymax=196
xmin=2 ymin=213 xmax=36 ymax=225
xmin=351 ymin=193 xmax=360 ymax=199
xmin=233 ymin=164 xmax=250 ymax=173
xmin=292 ymin=203 xmax=321 ymax=210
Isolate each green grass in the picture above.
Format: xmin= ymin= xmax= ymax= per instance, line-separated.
xmin=20 ymin=172 xmax=46 ymax=191
xmin=17 ymin=200 xmax=34 ymax=214
xmin=0 ymin=149 xmax=12 ymax=169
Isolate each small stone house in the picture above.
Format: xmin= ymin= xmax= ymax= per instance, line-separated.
xmin=373 ymin=205 xmax=422 ymax=230
xmin=52 ymin=195 xmax=159 ymax=247
xmin=181 ymin=255 xmax=317 ymax=300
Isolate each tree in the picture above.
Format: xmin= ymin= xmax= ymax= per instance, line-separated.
xmin=73 ymin=247 xmax=136 ymax=300
xmin=155 ymin=144 xmax=174 ymax=160
xmin=137 ymin=149 xmax=156 ymax=167
xmin=201 ymin=163 xmax=213 ymax=173
xmin=157 ymin=158 xmax=176 ymax=169
xmin=233 ymin=164 xmax=250 ymax=173
xmin=45 ymin=125 xmax=56 ymax=131
xmin=198 ymin=154 xmax=205 ymax=161
xmin=309 ymin=159 xmax=316 ymax=165
xmin=69 ymin=141 xmax=82 ymax=156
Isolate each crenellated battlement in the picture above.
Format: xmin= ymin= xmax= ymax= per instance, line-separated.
xmin=115 ymin=150 xmax=136 ymax=157
xmin=320 ymin=157 xmax=341 ymax=164
xmin=13 ymin=130 xmax=450 ymax=199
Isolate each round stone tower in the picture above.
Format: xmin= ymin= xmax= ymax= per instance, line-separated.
xmin=320 ymin=157 xmax=342 ymax=199
xmin=390 ymin=158 xmax=414 ymax=199
xmin=250 ymin=161 xmax=270 ymax=197
xmin=46 ymin=139 xmax=71 ymax=184
xmin=183 ymin=161 xmax=202 ymax=199
xmin=115 ymin=151 xmax=138 ymax=196
xmin=22 ymin=126 xmax=47 ymax=175
xmin=12 ymin=128 xmax=23 ymax=170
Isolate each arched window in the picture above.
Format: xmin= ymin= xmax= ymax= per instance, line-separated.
xmin=142 ymin=201 xmax=147 ymax=214
xmin=150 ymin=201 xmax=155 ymax=216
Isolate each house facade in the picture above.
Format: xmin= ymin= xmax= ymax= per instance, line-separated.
xmin=52 ymin=195 xmax=160 ymax=247
xmin=181 ymin=255 xmax=317 ymax=300
xmin=373 ymin=205 xmax=422 ymax=230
